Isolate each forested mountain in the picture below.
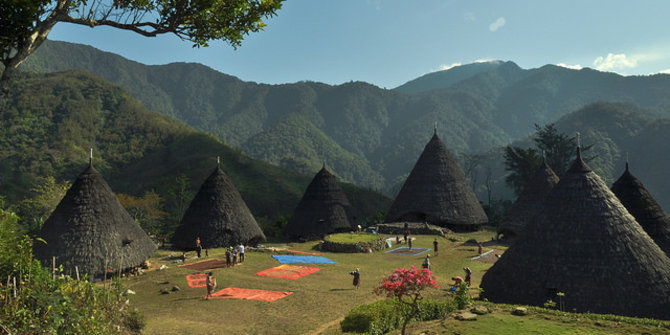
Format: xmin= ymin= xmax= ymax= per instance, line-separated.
xmin=394 ymin=61 xmax=503 ymax=94
xmin=0 ymin=70 xmax=391 ymax=236
xmin=475 ymin=102 xmax=670 ymax=212
xmin=20 ymin=40 xmax=670 ymax=198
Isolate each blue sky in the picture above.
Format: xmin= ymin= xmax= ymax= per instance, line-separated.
xmin=48 ymin=0 xmax=670 ymax=89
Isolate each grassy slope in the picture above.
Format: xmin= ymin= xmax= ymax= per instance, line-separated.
xmin=123 ymin=230 xmax=502 ymax=334
xmin=123 ymin=230 xmax=670 ymax=334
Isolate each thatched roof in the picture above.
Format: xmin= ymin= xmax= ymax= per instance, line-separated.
xmin=498 ymin=160 xmax=559 ymax=239
xmin=611 ymin=162 xmax=670 ymax=257
xmin=385 ymin=131 xmax=488 ymax=231
xmin=283 ymin=166 xmax=358 ymax=240
xmin=172 ymin=163 xmax=266 ymax=250
xmin=480 ymin=149 xmax=670 ymax=320
xmin=34 ymin=163 xmax=156 ymax=277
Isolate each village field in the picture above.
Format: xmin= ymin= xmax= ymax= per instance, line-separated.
xmin=122 ymin=231 xmax=670 ymax=335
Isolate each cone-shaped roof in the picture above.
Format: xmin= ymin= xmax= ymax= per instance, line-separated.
xmin=172 ymin=164 xmax=266 ymax=249
xmin=498 ymin=160 xmax=559 ymax=238
xmin=611 ymin=162 xmax=670 ymax=257
xmin=34 ymin=163 xmax=156 ymax=277
xmin=385 ymin=132 xmax=488 ymax=230
xmin=283 ymin=166 xmax=358 ymax=240
xmin=481 ymin=148 xmax=670 ymax=319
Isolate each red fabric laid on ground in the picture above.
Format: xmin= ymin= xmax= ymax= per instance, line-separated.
xmin=186 ymin=273 xmax=208 ymax=288
xmin=287 ymin=250 xmax=324 ymax=256
xmin=210 ymin=287 xmax=293 ymax=301
xmin=255 ymin=265 xmax=321 ymax=280
xmin=178 ymin=259 xmax=230 ymax=271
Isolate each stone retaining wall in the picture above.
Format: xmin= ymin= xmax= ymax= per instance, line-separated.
xmin=320 ymin=237 xmax=388 ymax=253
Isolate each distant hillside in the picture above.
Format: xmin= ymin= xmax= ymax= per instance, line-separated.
xmin=477 ymin=102 xmax=670 ymax=211
xmin=394 ymin=61 xmax=503 ymax=94
xmin=20 ymin=40 xmax=670 ymax=198
xmin=0 ymin=70 xmax=391 ymax=236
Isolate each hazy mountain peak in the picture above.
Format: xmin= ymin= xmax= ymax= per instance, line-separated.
xmin=394 ymin=60 xmax=508 ymax=94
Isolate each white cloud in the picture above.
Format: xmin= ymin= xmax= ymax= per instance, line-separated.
xmin=593 ymin=53 xmax=637 ymax=71
xmin=437 ymin=63 xmax=462 ymax=71
xmin=474 ymin=59 xmax=500 ymax=64
xmin=463 ymin=12 xmax=476 ymax=22
xmin=659 ymin=69 xmax=670 ymax=74
xmin=489 ymin=17 xmax=506 ymax=32
xmin=556 ymin=63 xmax=583 ymax=70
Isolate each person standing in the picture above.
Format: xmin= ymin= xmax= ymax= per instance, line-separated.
xmin=225 ymin=247 xmax=232 ymax=267
xmin=463 ymin=267 xmax=472 ymax=286
xmin=408 ymin=237 xmax=412 ymax=250
xmin=205 ymin=272 xmax=216 ymax=299
xmin=232 ymin=248 xmax=238 ymax=264
xmin=422 ymin=255 xmax=431 ymax=270
xmin=350 ymin=268 xmax=360 ymax=290
xmin=196 ymin=237 xmax=202 ymax=258
xmin=433 ymin=238 xmax=439 ymax=256
xmin=237 ymin=243 xmax=245 ymax=263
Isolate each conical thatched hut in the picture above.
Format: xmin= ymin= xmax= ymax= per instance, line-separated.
xmin=385 ymin=130 xmax=487 ymax=231
xmin=611 ymin=162 xmax=670 ymax=257
xmin=34 ymin=162 xmax=156 ymax=277
xmin=497 ymin=160 xmax=559 ymax=239
xmin=172 ymin=162 xmax=266 ymax=250
xmin=283 ymin=166 xmax=358 ymax=240
xmin=480 ymin=148 xmax=670 ymax=320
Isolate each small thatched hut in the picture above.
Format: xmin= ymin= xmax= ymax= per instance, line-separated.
xmin=283 ymin=166 xmax=358 ymax=240
xmin=497 ymin=160 xmax=559 ymax=239
xmin=34 ymin=161 xmax=156 ymax=277
xmin=480 ymin=148 xmax=670 ymax=320
xmin=385 ymin=130 xmax=487 ymax=231
xmin=172 ymin=161 xmax=266 ymax=250
xmin=611 ymin=162 xmax=670 ymax=257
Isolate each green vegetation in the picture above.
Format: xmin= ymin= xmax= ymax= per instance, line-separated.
xmin=0 ymin=207 xmax=143 ymax=334
xmin=325 ymin=233 xmax=383 ymax=243
xmin=21 ymin=41 xmax=670 ymax=207
xmin=340 ymin=298 xmax=454 ymax=335
xmin=0 ymin=70 xmax=390 ymax=239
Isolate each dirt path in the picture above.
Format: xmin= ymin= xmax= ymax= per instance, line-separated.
xmin=310 ymin=316 xmax=345 ymax=335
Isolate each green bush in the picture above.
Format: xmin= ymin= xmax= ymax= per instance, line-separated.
xmin=341 ymin=298 xmax=454 ymax=334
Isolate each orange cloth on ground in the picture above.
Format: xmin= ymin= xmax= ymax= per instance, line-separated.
xmin=185 ymin=273 xmax=208 ymax=288
xmin=255 ymin=265 xmax=321 ymax=280
xmin=210 ymin=287 xmax=293 ymax=301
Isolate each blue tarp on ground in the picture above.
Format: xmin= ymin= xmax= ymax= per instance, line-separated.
xmin=272 ymin=255 xmax=338 ymax=264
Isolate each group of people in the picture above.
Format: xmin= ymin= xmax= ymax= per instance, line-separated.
xmin=224 ymin=243 xmax=246 ymax=267
xmin=450 ymin=267 xmax=472 ymax=290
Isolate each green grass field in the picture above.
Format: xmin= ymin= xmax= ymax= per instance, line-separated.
xmin=121 ymin=231 xmax=670 ymax=334
xmin=324 ymin=233 xmax=385 ymax=243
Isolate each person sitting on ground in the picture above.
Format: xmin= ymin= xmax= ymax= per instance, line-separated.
xmin=450 ymin=276 xmax=463 ymax=291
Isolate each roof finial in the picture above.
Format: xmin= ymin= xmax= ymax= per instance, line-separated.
xmin=625 ymin=152 xmax=629 ymax=171
xmin=322 ymin=161 xmax=326 ymax=170
xmin=434 ymin=122 xmax=437 ymax=135
xmin=217 ymin=156 xmax=220 ymax=168
xmin=575 ymin=132 xmax=582 ymax=160
xmin=89 ymin=148 xmax=93 ymax=167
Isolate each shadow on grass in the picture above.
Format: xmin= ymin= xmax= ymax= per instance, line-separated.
xmin=329 ymin=288 xmax=354 ymax=292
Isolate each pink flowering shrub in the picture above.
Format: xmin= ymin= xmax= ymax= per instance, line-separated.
xmin=373 ymin=266 xmax=439 ymax=335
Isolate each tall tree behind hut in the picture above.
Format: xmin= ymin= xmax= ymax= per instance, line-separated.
xmin=504 ymin=123 xmax=591 ymax=195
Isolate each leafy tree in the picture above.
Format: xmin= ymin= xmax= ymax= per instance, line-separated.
xmin=0 ymin=0 xmax=284 ymax=92
xmin=374 ymin=266 xmax=439 ymax=335
xmin=504 ymin=123 xmax=591 ymax=195
xmin=15 ymin=176 xmax=70 ymax=235
xmin=117 ymin=191 xmax=168 ymax=235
